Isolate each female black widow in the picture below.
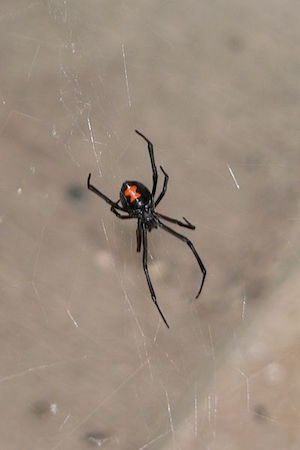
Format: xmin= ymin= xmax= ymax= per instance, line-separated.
xmin=87 ymin=130 xmax=206 ymax=328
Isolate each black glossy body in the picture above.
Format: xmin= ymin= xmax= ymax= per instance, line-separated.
xmin=120 ymin=181 xmax=158 ymax=229
xmin=87 ymin=130 xmax=206 ymax=328
xmin=120 ymin=181 xmax=153 ymax=211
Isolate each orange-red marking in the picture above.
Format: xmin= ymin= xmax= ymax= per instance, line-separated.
xmin=125 ymin=185 xmax=141 ymax=203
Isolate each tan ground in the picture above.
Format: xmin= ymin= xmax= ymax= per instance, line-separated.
xmin=0 ymin=1 xmax=300 ymax=449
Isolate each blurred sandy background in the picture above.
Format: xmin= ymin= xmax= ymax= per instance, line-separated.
xmin=0 ymin=1 xmax=300 ymax=449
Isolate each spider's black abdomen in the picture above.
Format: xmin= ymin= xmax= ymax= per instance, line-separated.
xmin=120 ymin=181 xmax=153 ymax=212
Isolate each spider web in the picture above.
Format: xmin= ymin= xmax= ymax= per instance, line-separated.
xmin=0 ymin=1 xmax=300 ymax=449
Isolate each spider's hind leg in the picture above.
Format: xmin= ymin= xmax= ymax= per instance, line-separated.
xmin=142 ymin=224 xmax=170 ymax=328
xmin=157 ymin=220 xmax=206 ymax=298
xmin=110 ymin=207 xmax=132 ymax=219
xmin=136 ymin=219 xmax=142 ymax=252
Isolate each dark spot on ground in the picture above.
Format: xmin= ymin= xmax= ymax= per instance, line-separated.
xmin=31 ymin=400 xmax=50 ymax=418
xmin=67 ymin=184 xmax=86 ymax=201
xmin=227 ymin=35 xmax=245 ymax=52
xmin=84 ymin=431 xmax=109 ymax=447
xmin=253 ymin=404 xmax=269 ymax=421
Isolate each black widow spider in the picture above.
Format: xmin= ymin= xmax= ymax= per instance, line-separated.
xmin=87 ymin=130 xmax=206 ymax=328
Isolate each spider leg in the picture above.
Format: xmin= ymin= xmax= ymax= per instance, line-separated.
xmin=136 ymin=219 xmax=142 ymax=252
xmin=142 ymin=224 xmax=170 ymax=328
xmin=110 ymin=207 xmax=132 ymax=219
xmin=155 ymin=213 xmax=195 ymax=229
xmin=157 ymin=220 xmax=206 ymax=298
xmin=87 ymin=173 xmax=124 ymax=211
xmin=135 ymin=130 xmax=158 ymax=198
xmin=155 ymin=166 xmax=169 ymax=206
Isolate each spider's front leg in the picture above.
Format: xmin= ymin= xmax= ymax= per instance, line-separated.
xmin=156 ymin=212 xmax=195 ymax=229
xmin=87 ymin=173 xmax=123 ymax=211
xmin=155 ymin=166 xmax=169 ymax=207
xmin=135 ymin=130 xmax=158 ymax=198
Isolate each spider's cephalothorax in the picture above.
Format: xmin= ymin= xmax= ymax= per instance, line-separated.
xmin=88 ymin=129 xmax=206 ymax=328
